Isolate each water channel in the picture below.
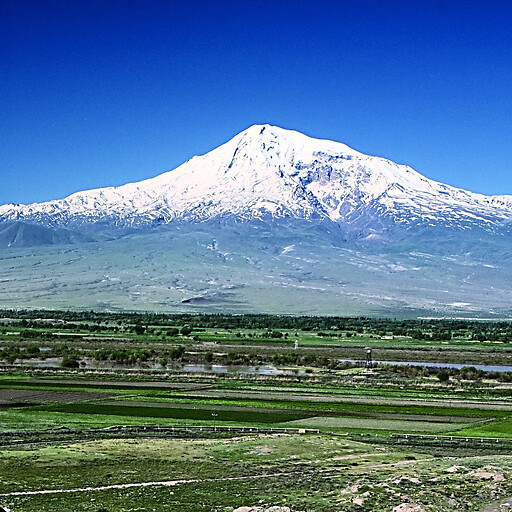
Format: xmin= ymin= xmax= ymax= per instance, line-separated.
xmin=8 ymin=358 xmax=512 ymax=374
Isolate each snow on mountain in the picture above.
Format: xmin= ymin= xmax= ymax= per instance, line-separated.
xmin=1 ymin=124 xmax=511 ymax=231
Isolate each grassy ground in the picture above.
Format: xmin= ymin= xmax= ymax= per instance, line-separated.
xmin=287 ymin=416 xmax=472 ymax=433
xmin=1 ymin=314 xmax=512 ymax=511
xmin=1 ymin=435 xmax=512 ymax=511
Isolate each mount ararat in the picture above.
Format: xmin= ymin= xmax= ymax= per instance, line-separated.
xmin=1 ymin=125 xmax=511 ymax=317
xmin=2 ymin=124 xmax=512 ymax=233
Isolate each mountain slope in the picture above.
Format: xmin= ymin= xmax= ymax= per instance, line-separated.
xmin=0 ymin=221 xmax=93 ymax=248
xmin=1 ymin=124 xmax=511 ymax=233
xmin=0 ymin=222 xmax=511 ymax=317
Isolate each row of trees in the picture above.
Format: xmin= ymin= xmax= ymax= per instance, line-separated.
xmin=2 ymin=309 xmax=512 ymax=342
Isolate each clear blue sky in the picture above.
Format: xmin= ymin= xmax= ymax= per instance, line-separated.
xmin=2 ymin=0 xmax=512 ymax=205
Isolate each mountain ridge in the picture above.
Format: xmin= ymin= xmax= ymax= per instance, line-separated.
xmin=2 ymin=124 xmax=511 ymax=234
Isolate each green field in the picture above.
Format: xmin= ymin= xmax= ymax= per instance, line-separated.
xmin=0 ymin=311 xmax=512 ymax=510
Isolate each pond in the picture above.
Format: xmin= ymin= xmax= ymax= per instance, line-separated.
xmin=8 ymin=358 xmax=306 ymax=375
xmin=339 ymin=359 xmax=512 ymax=372
xmin=180 ymin=364 xmax=307 ymax=376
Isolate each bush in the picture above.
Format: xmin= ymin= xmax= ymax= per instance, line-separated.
xmin=437 ymin=370 xmax=450 ymax=382
xmin=133 ymin=324 xmax=145 ymax=335
xmin=61 ymin=355 xmax=80 ymax=368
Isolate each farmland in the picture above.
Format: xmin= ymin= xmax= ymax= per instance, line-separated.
xmin=0 ymin=311 xmax=512 ymax=510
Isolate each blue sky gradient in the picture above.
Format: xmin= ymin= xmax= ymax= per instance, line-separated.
xmin=2 ymin=0 xmax=512 ymax=205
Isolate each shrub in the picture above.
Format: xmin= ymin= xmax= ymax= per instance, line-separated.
xmin=61 ymin=355 xmax=80 ymax=368
xmin=437 ymin=370 xmax=450 ymax=382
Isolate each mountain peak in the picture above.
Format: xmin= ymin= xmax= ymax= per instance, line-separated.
xmin=233 ymin=123 xmax=363 ymax=157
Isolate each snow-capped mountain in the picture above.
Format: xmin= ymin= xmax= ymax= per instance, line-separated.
xmin=2 ymin=124 xmax=512 ymax=316
xmin=1 ymin=124 xmax=512 ymax=232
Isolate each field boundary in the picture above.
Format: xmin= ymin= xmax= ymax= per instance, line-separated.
xmin=391 ymin=432 xmax=512 ymax=447
xmin=0 ymin=425 xmax=320 ymax=446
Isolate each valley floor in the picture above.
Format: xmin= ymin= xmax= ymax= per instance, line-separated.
xmin=0 ymin=312 xmax=511 ymax=510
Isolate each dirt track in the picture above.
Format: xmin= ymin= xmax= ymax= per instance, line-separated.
xmin=0 ymin=472 xmax=293 ymax=497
